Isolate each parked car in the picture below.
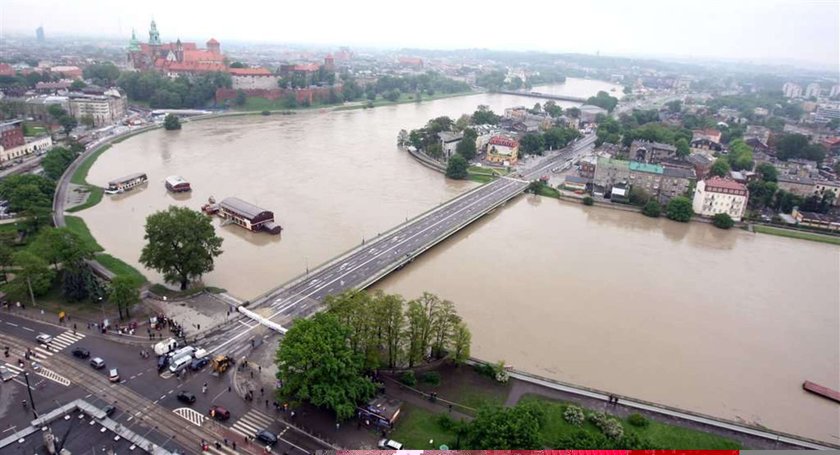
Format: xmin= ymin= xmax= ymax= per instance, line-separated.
xmin=177 ymin=391 xmax=196 ymax=404
xmin=90 ymin=357 xmax=105 ymax=369
xmin=189 ymin=357 xmax=209 ymax=371
xmin=208 ymin=405 xmax=230 ymax=421
xmin=36 ymin=334 xmax=53 ymax=344
xmin=157 ymin=355 xmax=169 ymax=372
xmin=255 ymin=430 xmax=277 ymax=446
xmin=102 ymin=405 xmax=116 ymax=417
xmin=72 ymin=347 xmax=90 ymax=359
xmin=378 ymin=439 xmax=404 ymax=450
xmin=108 ymin=368 xmax=120 ymax=382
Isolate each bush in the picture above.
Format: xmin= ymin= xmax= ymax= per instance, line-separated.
xmin=421 ymin=371 xmax=441 ymax=386
xmin=261 ymin=110 xmax=271 ymax=116
xmin=473 ymin=363 xmax=496 ymax=378
xmin=399 ymin=371 xmax=416 ymax=386
xmin=582 ymin=196 xmax=594 ymax=206
xmin=642 ymin=200 xmax=661 ymax=217
xmin=436 ymin=413 xmax=455 ymax=431
xmin=712 ymin=212 xmax=735 ymax=229
xmin=563 ymin=405 xmax=585 ymax=426
xmin=588 ymin=412 xmax=624 ymax=439
xmin=665 ymin=196 xmax=693 ymax=222
xmin=627 ymin=413 xmax=649 ymax=428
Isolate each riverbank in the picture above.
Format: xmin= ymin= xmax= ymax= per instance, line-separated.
xmin=752 ymin=224 xmax=840 ymax=245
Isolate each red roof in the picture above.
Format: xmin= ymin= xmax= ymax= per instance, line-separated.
xmin=293 ymin=63 xmax=320 ymax=72
xmin=229 ymin=67 xmax=273 ymax=76
xmin=704 ymin=177 xmax=747 ymax=193
xmin=489 ymin=136 xmax=518 ymax=148
xmin=0 ymin=63 xmax=14 ymax=76
xmin=157 ymin=60 xmax=227 ymax=73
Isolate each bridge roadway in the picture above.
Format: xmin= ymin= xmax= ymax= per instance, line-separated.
xmin=203 ymin=134 xmax=596 ymax=356
xmin=496 ymin=90 xmax=587 ymax=103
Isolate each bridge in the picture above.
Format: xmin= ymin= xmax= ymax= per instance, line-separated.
xmin=202 ymin=134 xmax=596 ymax=356
xmin=497 ymin=90 xmax=587 ymax=103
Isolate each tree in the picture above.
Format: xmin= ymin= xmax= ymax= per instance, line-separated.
xmin=472 ymin=105 xmax=500 ymax=125
xmin=675 ymin=138 xmax=690 ymax=158
xmin=519 ymin=133 xmax=545 ymax=155
xmin=454 ymin=114 xmax=471 ymax=131
xmin=712 ymin=213 xmax=735 ymax=229
xmin=544 ymin=100 xmax=563 ymax=118
xmin=397 ymin=129 xmax=409 ymax=147
xmin=163 ymin=114 xmax=181 ymax=130
xmin=427 ymin=143 xmax=443 ymax=159
xmin=466 ymin=402 xmax=545 ymax=449
xmin=0 ymin=243 xmax=12 ymax=283
xmin=726 ymin=139 xmax=754 ymax=171
xmin=234 ymin=90 xmax=247 ymax=106
xmin=109 ymin=275 xmax=140 ymax=320
xmin=586 ymin=91 xmax=619 ymax=113
xmin=10 ymin=251 xmax=55 ymax=298
xmin=139 ymin=206 xmax=223 ymax=290
xmin=384 ymin=89 xmax=401 ymax=102
xmin=666 ymin=100 xmax=683 ymax=113
xmin=756 ymin=163 xmax=778 ymax=182
xmin=665 ymin=196 xmax=693 ymax=222
xmin=59 ymin=115 xmax=77 ymax=134
xmin=775 ymin=134 xmax=809 ymax=161
xmin=828 ymin=118 xmax=840 ymax=130
xmin=41 ymin=146 xmax=77 ymax=180
xmin=709 ymin=159 xmax=731 ymax=177
xmin=83 ymin=62 xmax=120 ymax=86
xmin=70 ymin=80 xmax=87 ymax=91
xmin=275 ymin=313 xmax=376 ymax=420
xmin=455 ymin=137 xmax=477 ymax=161
xmin=229 ymin=61 xmax=246 ymax=68
xmin=33 ymin=227 xmax=93 ymax=271
xmin=445 ymin=153 xmax=469 ymax=180
xmin=379 ymin=293 xmax=406 ymax=369
xmin=566 ymin=107 xmax=581 ymax=119
xmin=642 ymin=200 xmax=661 ymax=217
xmin=452 ymin=322 xmax=471 ymax=364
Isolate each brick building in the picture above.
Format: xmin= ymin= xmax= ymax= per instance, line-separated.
xmin=0 ymin=120 xmax=25 ymax=150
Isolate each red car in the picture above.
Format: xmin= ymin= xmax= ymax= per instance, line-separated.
xmin=209 ymin=405 xmax=230 ymax=421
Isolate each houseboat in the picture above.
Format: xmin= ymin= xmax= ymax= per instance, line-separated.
xmin=165 ymin=175 xmax=191 ymax=193
xmin=217 ymin=197 xmax=282 ymax=235
xmin=106 ymin=173 xmax=148 ymax=194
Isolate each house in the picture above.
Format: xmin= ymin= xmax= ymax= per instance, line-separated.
xmin=67 ymin=89 xmax=128 ymax=127
xmin=578 ymin=156 xmax=598 ymax=179
xmin=628 ymin=161 xmax=664 ymax=196
xmin=660 ymin=166 xmax=696 ymax=202
xmin=777 ymin=176 xmax=815 ymax=196
xmin=486 ymin=136 xmax=519 ymax=165
xmin=687 ymin=153 xmax=714 ymax=179
xmin=792 ymin=209 xmax=840 ymax=231
xmin=690 ymin=137 xmax=723 ymax=152
xmin=630 ymin=140 xmax=678 ymax=163
xmin=438 ymin=131 xmax=463 ymax=159
xmin=692 ymin=177 xmax=748 ymax=221
xmin=692 ymin=128 xmax=722 ymax=144
xmin=563 ymin=175 xmax=589 ymax=191
xmin=593 ymin=157 xmax=630 ymax=195
xmin=218 ymin=197 xmax=282 ymax=234
xmin=744 ymin=125 xmax=771 ymax=144
xmin=0 ymin=120 xmax=25 ymax=150
xmin=1 ymin=136 xmax=53 ymax=163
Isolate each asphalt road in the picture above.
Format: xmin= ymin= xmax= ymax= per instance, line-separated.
xmin=202 ymin=134 xmax=596 ymax=359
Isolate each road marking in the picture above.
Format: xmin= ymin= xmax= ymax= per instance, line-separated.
xmin=5 ymin=322 xmax=17 ymax=327
xmin=21 ymin=327 xmax=34 ymax=332
xmin=35 ymin=367 xmax=71 ymax=386
xmin=229 ymin=409 xmax=273 ymax=439
xmin=173 ymin=407 xmax=205 ymax=427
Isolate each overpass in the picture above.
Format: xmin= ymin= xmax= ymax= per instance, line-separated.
xmin=203 ymin=134 xmax=596 ymax=356
xmin=497 ymin=90 xmax=587 ymax=103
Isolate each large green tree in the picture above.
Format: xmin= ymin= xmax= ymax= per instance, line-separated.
xmin=455 ymin=137 xmax=477 ymax=161
xmin=109 ymin=275 xmax=140 ymax=320
xmin=139 ymin=206 xmax=223 ymax=290
xmin=665 ymin=196 xmax=693 ymax=222
xmin=41 ymin=147 xmax=78 ymax=181
xmin=466 ymin=401 xmax=545 ymax=449
xmin=11 ymin=251 xmax=55 ymax=299
xmin=163 ymin=114 xmax=182 ymax=130
xmin=709 ymin=159 xmax=731 ymax=178
xmin=275 ymin=313 xmax=376 ymax=420
xmin=446 ymin=153 xmax=469 ymax=179
xmin=712 ymin=213 xmax=735 ymax=229
xmin=33 ymin=227 xmax=93 ymax=270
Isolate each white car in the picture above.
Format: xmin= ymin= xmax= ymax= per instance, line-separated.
xmin=36 ymin=334 xmax=53 ymax=344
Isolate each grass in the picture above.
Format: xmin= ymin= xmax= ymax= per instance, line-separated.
xmin=63 ymin=216 xmax=103 ymax=252
xmin=535 ymin=185 xmax=561 ymax=199
xmin=66 ymin=186 xmax=103 ymax=213
xmin=70 ymin=144 xmax=110 ymax=186
xmin=753 ymin=224 xmax=840 ymax=246
xmin=468 ymin=173 xmax=495 ymax=184
xmin=520 ymin=395 xmax=741 ymax=450
xmin=147 ymin=284 xmax=226 ymax=298
xmin=388 ymin=404 xmax=460 ymax=449
xmin=94 ymin=253 xmax=147 ymax=287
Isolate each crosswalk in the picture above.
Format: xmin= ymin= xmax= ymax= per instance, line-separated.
xmin=173 ymin=407 xmax=205 ymax=426
xmin=230 ymin=409 xmax=281 ymax=440
xmin=30 ymin=331 xmax=86 ymax=359
xmin=1 ymin=361 xmax=71 ymax=386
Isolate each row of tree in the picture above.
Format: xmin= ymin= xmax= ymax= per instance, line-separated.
xmin=373 ymin=72 xmax=470 ymax=98
xmin=117 ymin=71 xmax=232 ymax=109
xmin=519 ymin=127 xmax=582 ymax=156
xmin=586 ymin=91 xmax=619 ymax=113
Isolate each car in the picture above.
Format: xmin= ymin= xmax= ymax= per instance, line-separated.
xmin=208 ymin=405 xmax=230 ymax=421
xmin=102 ymin=405 xmax=116 ymax=417
xmin=255 ymin=430 xmax=277 ymax=445
xmin=378 ymin=439 xmax=404 ymax=450
xmin=108 ymin=368 xmax=120 ymax=382
xmin=90 ymin=357 xmax=106 ymax=369
xmin=189 ymin=357 xmax=209 ymax=371
xmin=36 ymin=334 xmax=53 ymax=344
xmin=176 ymin=391 xmax=196 ymax=404
xmin=72 ymin=347 xmax=90 ymax=359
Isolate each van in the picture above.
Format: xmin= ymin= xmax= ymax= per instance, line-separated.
xmin=378 ymin=439 xmax=403 ymax=450
xmin=168 ymin=356 xmax=192 ymax=374
xmin=167 ymin=346 xmax=196 ymax=362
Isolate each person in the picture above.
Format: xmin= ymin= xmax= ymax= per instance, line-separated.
xmin=21 ymin=399 xmax=27 ymax=408
xmin=232 ymin=442 xmax=236 ymax=450
xmin=202 ymin=384 xmax=207 ymax=394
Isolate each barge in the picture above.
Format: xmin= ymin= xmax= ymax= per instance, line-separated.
xmin=208 ymin=197 xmax=282 ymax=235
xmin=165 ymin=175 xmax=191 ymax=193
xmin=106 ymin=172 xmax=148 ymax=194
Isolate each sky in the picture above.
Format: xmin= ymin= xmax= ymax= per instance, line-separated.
xmin=1 ymin=0 xmax=838 ymax=69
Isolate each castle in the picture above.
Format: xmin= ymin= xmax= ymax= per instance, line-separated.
xmin=127 ymin=20 xmax=226 ymax=76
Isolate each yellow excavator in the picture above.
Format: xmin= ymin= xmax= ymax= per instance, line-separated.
xmin=210 ymin=355 xmax=233 ymax=374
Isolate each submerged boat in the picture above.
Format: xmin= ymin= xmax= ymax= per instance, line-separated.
xmin=165 ymin=175 xmax=191 ymax=193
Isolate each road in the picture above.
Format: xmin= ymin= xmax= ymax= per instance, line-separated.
xmin=201 ymin=135 xmax=597 ymax=359
xmin=0 ymin=153 xmax=45 ymax=179
xmin=0 ymin=311 xmax=330 ymax=454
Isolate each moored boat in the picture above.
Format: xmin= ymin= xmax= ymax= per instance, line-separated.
xmin=107 ymin=173 xmax=147 ymax=194
xmin=165 ymin=175 xmax=191 ymax=193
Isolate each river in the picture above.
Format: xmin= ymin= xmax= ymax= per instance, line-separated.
xmin=79 ymin=77 xmax=838 ymax=443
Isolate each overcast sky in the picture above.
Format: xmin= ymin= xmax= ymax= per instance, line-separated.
xmin=2 ymin=0 xmax=838 ymax=68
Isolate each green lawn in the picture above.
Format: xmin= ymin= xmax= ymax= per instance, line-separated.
xmin=520 ymin=395 xmax=741 ymax=449
xmin=66 ymin=186 xmax=103 ymax=213
xmin=70 ymin=145 xmax=110 ymax=186
xmin=753 ymin=225 xmax=840 ymax=246
xmin=468 ymin=173 xmax=495 ymax=184
xmin=63 ymin=216 xmax=103 ymax=252
xmin=388 ymin=404 xmax=461 ymax=449
xmin=535 ymin=185 xmax=561 ymax=199
xmin=94 ymin=253 xmax=147 ymax=287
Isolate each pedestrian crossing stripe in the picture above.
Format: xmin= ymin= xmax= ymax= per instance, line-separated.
xmin=2 ymin=362 xmax=70 ymax=386
xmin=49 ymin=331 xmax=85 ymax=350
xmin=33 ymin=346 xmax=53 ymax=358
xmin=229 ymin=409 xmax=275 ymax=439
xmin=173 ymin=407 xmax=205 ymax=427
xmin=205 ymin=445 xmax=239 ymax=455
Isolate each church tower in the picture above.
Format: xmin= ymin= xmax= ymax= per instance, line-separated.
xmin=148 ymin=20 xmax=161 ymax=45
xmin=175 ymin=38 xmax=184 ymax=62
xmin=127 ymin=29 xmax=141 ymax=69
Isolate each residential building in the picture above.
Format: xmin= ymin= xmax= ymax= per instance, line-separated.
xmin=814 ymin=181 xmax=840 ymax=205
xmin=692 ymin=177 xmax=748 ymax=221
xmin=753 ymin=107 xmax=769 ymax=117
xmin=687 ymin=153 xmax=714 ymax=179
xmin=0 ymin=120 xmax=26 ymax=150
xmin=660 ymin=166 xmax=696 ymax=202
xmin=23 ymin=95 xmax=69 ymax=122
xmin=744 ymin=125 xmax=771 ymax=144
xmin=692 ymin=129 xmax=722 ymax=144
xmin=578 ymin=104 xmax=608 ymax=123
xmin=0 ymin=136 xmax=52 ymax=163
xmin=67 ymin=89 xmax=127 ymax=127
xmin=36 ymin=26 xmax=45 ymax=42
xmin=438 ymin=131 xmax=463 ymax=159
xmin=486 ymin=136 xmax=519 ymax=165
xmin=777 ymin=175 xmax=815 ymax=196
xmin=628 ymin=161 xmax=663 ymax=196
xmin=815 ymin=105 xmax=840 ymax=122
xmin=805 ymin=83 xmax=821 ymax=98
xmin=578 ymin=156 xmax=597 ymax=179
xmin=563 ymin=175 xmax=588 ymax=191
xmin=830 ymin=85 xmax=840 ymax=98
xmin=593 ymin=157 xmax=630 ymax=194
xmin=690 ymin=138 xmax=722 ymax=152
xmin=783 ymin=82 xmax=802 ymax=98
xmin=49 ymin=66 xmax=82 ymax=79
xmin=630 ymin=140 xmax=678 ymax=163
xmin=230 ymin=68 xmax=279 ymax=90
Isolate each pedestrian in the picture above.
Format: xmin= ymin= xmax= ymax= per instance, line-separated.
xmin=232 ymin=442 xmax=236 ymax=450
xmin=223 ymin=438 xmax=228 ymax=446
xmin=250 ymin=371 xmax=254 ymax=379
xmin=265 ymin=399 xmax=268 ymax=407
xmin=259 ymin=365 xmax=262 ymax=373
xmin=260 ymin=387 xmax=264 ymax=396
xmin=228 ymin=385 xmax=231 ymax=392
xmin=335 ymin=422 xmax=340 ymax=431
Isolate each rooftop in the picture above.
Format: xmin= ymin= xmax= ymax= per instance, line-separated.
xmin=229 ymin=67 xmax=273 ymax=76
xmin=704 ymin=177 xmax=747 ymax=192
xmin=220 ymin=197 xmax=273 ymax=220
xmin=663 ymin=166 xmax=696 ymax=179
xmin=629 ymin=161 xmax=664 ymax=174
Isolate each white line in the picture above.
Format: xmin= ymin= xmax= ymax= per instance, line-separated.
xmin=5 ymin=322 xmax=18 ymax=327
xmin=21 ymin=327 xmax=34 ymax=332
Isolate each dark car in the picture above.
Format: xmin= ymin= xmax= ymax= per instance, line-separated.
xmin=102 ymin=405 xmax=116 ymax=417
xmin=72 ymin=347 xmax=90 ymax=359
xmin=176 ymin=391 xmax=196 ymax=404
xmin=189 ymin=357 xmax=209 ymax=371
xmin=208 ymin=405 xmax=230 ymax=421
xmin=255 ymin=430 xmax=277 ymax=446
xmin=157 ymin=355 xmax=169 ymax=372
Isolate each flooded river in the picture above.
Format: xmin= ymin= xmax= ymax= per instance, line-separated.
xmin=79 ymin=77 xmax=838 ymax=443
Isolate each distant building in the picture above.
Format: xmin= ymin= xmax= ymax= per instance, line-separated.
xmin=805 ymin=83 xmax=821 ymax=99
xmin=578 ymin=155 xmax=598 ymax=179
xmin=692 ymin=177 xmax=748 ymax=221
xmin=630 ymin=140 xmax=678 ymax=163
xmin=687 ymin=153 xmax=715 ymax=179
xmin=815 ymin=105 xmax=840 ymax=122
xmin=783 ymin=82 xmax=802 ymax=98
xmin=813 ymin=181 xmax=840 ymax=206
xmin=628 ymin=161 xmax=663 ymax=197
xmin=127 ymin=21 xmax=225 ymax=76
xmin=594 ymin=157 xmax=695 ymax=202
xmin=230 ymin=68 xmax=278 ymax=90
xmin=0 ymin=120 xmax=26 ymax=150
xmin=486 ymin=135 xmax=519 ymax=165
xmin=578 ymin=104 xmax=608 ymax=123
xmin=593 ymin=157 xmax=630 ymax=195
xmin=660 ymin=166 xmax=696 ymax=202
xmin=49 ymin=66 xmax=82 ymax=79
xmin=792 ymin=208 xmax=840 ymax=231
xmin=744 ymin=125 xmax=771 ymax=144
xmin=23 ymin=95 xmax=69 ymax=122
xmin=692 ymin=129 xmax=722 ymax=144
xmin=777 ymin=175 xmax=815 ymax=196
xmin=0 ymin=136 xmax=52 ymax=164
xmin=438 ymin=131 xmax=463 ymax=159
xmin=67 ymin=89 xmax=127 ymax=127
xmin=830 ymin=85 xmax=840 ymax=98
xmin=35 ymin=26 xmax=45 ymax=42
xmin=563 ymin=175 xmax=589 ymax=191
xmin=0 ymin=63 xmax=14 ymax=77
xmin=753 ymin=107 xmax=769 ymax=117
xmin=397 ymin=56 xmax=424 ymax=69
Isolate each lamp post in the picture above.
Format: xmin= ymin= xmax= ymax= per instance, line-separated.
xmin=23 ymin=372 xmax=38 ymax=420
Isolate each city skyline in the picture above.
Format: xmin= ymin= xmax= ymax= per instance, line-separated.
xmin=1 ymin=0 xmax=838 ymax=70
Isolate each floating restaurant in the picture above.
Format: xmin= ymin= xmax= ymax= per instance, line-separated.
xmin=106 ymin=172 xmax=148 ymax=194
xmin=214 ymin=197 xmax=282 ymax=235
xmin=165 ymin=175 xmax=191 ymax=193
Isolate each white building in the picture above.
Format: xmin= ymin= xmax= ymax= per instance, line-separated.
xmin=830 ymin=85 xmax=840 ymax=98
xmin=437 ymin=131 xmax=463 ymax=159
xmin=692 ymin=177 xmax=749 ymax=222
xmin=805 ymin=82 xmax=821 ymax=99
xmin=0 ymin=136 xmax=52 ymax=163
xmin=230 ymin=68 xmax=279 ymax=90
xmin=782 ymin=82 xmax=802 ymax=98
xmin=67 ymin=89 xmax=127 ymax=127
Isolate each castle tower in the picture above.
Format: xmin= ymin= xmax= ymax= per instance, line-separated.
xmin=324 ymin=54 xmax=335 ymax=71
xmin=127 ymin=29 xmax=141 ymax=68
xmin=206 ymin=38 xmax=220 ymax=54
xmin=148 ymin=20 xmax=161 ymax=45
xmin=175 ymin=38 xmax=184 ymax=62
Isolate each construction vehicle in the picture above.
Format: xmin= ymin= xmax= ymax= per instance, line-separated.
xmin=210 ymin=355 xmax=233 ymax=374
